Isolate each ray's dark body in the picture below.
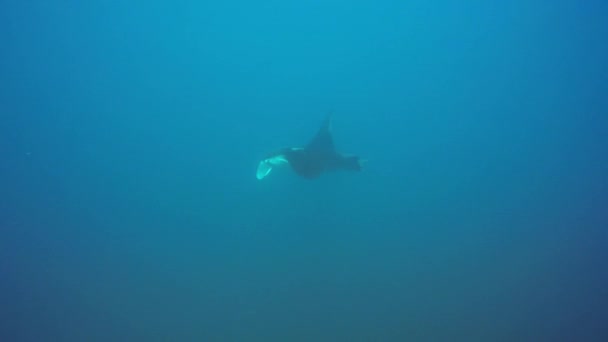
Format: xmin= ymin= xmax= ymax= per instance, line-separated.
xmin=275 ymin=115 xmax=362 ymax=179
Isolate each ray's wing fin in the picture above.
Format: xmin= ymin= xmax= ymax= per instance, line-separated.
xmin=306 ymin=112 xmax=335 ymax=152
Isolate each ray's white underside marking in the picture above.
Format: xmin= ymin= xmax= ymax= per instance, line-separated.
xmin=256 ymin=155 xmax=289 ymax=180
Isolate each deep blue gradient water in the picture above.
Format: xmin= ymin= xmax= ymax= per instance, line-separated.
xmin=1 ymin=1 xmax=607 ymax=341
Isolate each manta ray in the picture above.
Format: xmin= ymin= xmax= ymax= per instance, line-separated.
xmin=256 ymin=114 xmax=363 ymax=180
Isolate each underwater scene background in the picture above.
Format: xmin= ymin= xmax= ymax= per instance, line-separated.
xmin=1 ymin=1 xmax=607 ymax=341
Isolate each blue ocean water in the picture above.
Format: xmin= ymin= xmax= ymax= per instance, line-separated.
xmin=1 ymin=1 xmax=607 ymax=340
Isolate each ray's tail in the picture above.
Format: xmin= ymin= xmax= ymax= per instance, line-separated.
xmin=339 ymin=155 xmax=363 ymax=171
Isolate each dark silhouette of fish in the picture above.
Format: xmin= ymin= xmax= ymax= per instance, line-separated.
xmin=257 ymin=114 xmax=363 ymax=180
